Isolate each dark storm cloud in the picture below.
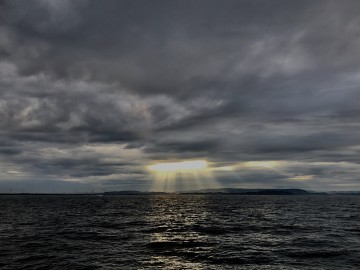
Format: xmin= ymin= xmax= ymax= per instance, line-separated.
xmin=2 ymin=0 xmax=360 ymax=191
xmin=29 ymin=157 xmax=134 ymax=178
xmin=0 ymin=147 xmax=22 ymax=155
xmin=215 ymin=171 xmax=291 ymax=189
xmin=0 ymin=178 xmax=96 ymax=193
xmin=144 ymin=139 xmax=220 ymax=154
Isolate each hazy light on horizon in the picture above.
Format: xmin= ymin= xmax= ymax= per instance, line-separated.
xmin=147 ymin=160 xmax=208 ymax=173
xmin=146 ymin=159 xmax=221 ymax=192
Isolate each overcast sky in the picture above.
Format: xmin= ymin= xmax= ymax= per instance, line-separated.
xmin=1 ymin=0 xmax=360 ymax=192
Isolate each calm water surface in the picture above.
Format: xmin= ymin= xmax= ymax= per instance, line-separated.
xmin=0 ymin=195 xmax=359 ymax=269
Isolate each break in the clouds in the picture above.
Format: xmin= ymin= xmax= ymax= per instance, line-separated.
xmin=1 ymin=0 xmax=360 ymax=192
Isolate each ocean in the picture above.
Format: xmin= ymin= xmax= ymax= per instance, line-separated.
xmin=0 ymin=194 xmax=359 ymax=269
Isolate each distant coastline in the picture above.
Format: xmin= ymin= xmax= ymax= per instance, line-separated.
xmin=1 ymin=188 xmax=360 ymax=196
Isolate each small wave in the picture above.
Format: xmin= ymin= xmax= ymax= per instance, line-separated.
xmin=207 ymin=255 xmax=273 ymax=265
xmin=19 ymin=241 xmax=50 ymax=248
xmin=96 ymin=222 xmax=124 ymax=229
xmin=16 ymin=254 xmax=56 ymax=263
xmin=146 ymin=240 xmax=216 ymax=250
xmin=285 ymin=249 xmax=349 ymax=258
xmin=124 ymin=220 xmax=149 ymax=226
xmin=141 ymin=226 xmax=168 ymax=233
xmin=192 ymin=225 xmax=230 ymax=235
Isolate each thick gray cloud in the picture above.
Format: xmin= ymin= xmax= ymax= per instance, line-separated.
xmin=1 ymin=0 xmax=360 ymax=192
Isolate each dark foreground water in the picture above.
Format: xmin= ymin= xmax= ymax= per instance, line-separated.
xmin=0 ymin=195 xmax=359 ymax=269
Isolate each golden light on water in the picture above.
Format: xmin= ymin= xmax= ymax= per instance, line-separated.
xmin=147 ymin=159 xmax=220 ymax=192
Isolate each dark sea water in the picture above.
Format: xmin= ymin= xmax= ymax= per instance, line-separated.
xmin=0 ymin=195 xmax=360 ymax=269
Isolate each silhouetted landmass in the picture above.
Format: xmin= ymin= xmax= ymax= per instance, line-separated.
xmin=1 ymin=188 xmax=359 ymax=195
xmin=104 ymin=191 xmax=166 ymax=195
xmin=328 ymin=191 xmax=360 ymax=195
xmin=103 ymin=188 xmax=312 ymax=195
xmin=181 ymin=188 xmax=313 ymax=195
xmin=104 ymin=190 xmax=143 ymax=195
xmin=243 ymin=190 xmax=294 ymax=195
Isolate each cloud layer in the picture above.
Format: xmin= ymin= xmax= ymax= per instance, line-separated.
xmin=1 ymin=0 xmax=360 ymax=192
